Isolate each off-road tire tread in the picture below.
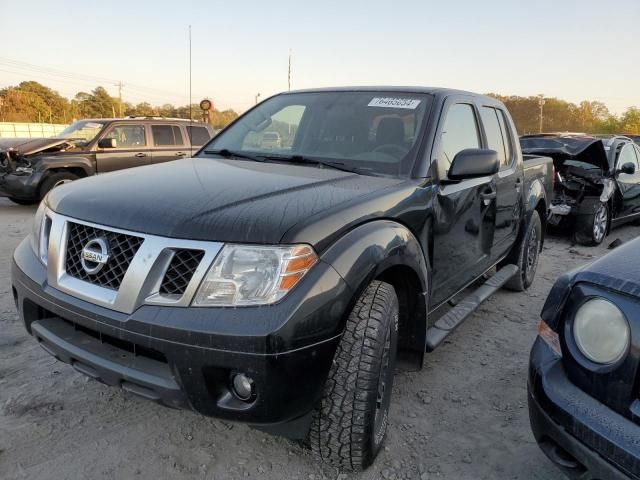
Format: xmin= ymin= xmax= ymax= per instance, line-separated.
xmin=309 ymin=280 xmax=398 ymax=471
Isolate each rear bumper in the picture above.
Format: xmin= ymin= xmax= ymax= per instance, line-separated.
xmin=528 ymin=337 xmax=640 ymax=479
xmin=12 ymin=238 xmax=350 ymax=437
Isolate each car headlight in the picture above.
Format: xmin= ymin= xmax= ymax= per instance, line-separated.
xmin=193 ymin=244 xmax=318 ymax=306
xmin=31 ymin=200 xmax=51 ymax=265
xmin=573 ymin=297 xmax=630 ymax=364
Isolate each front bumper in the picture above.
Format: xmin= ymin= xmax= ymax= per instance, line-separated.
xmin=12 ymin=238 xmax=351 ymax=437
xmin=0 ymin=170 xmax=42 ymax=199
xmin=528 ymin=337 xmax=640 ymax=479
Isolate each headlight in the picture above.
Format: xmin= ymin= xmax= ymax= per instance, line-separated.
xmin=31 ymin=200 xmax=51 ymax=265
xmin=573 ymin=297 xmax=630 ymax=364
xmin=193 ymin=244 xmax=317 ymax=306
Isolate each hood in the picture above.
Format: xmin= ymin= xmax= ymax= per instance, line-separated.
xmin=571 ymin=237 xmax=640 ymax=299
xmin=0 ymin=137 xmax=71 ymax=156
xmin=520 ymin=136 xmax=610 ymax=172
xmin=47 ymin=157 xmax=405 ymax=245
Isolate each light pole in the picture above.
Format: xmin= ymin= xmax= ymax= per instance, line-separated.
xmin=255 ymin=93 xmax=261 ymax=105
xmin=538 ymin=94 xmax=545 ymax=133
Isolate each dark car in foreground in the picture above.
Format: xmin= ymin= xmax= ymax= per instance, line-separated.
xmin=520 ymin=134 xmax=640 ymax=245
xmin=12 ymin=87 xmax=552 ymax=470
xmin=529 ymin=237 xmax=640 ymax=479
xmin=0 ymin=117 xmax=214 ymax=204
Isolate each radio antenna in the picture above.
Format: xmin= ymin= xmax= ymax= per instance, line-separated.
xmin=188 ymin=25 xmax=193 ymax=146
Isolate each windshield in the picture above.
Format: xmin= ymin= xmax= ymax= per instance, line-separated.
xmin=56 ymin=120 xmax=106 ymax=143
xmin=200 ymin=91 xmax=432 ymax=177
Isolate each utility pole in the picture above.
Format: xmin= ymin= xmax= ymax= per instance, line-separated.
xmin=115 ymin=81 xmax=124 ymax=117
xmin=255 ymin=93 xmax=261 ymax=105
xmin=288 ymin=50 xmax=292 ymax=91
xmin=538 ymin=94 xmax=545 ymax=133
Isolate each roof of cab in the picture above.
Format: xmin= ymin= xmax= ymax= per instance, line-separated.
xmin=283 ymin=86 xmax=497 ymax=100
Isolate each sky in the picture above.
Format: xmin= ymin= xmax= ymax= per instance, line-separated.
xmin=2 ymin=0 xmax=639 ymax=114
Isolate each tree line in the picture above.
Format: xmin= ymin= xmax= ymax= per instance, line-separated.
xmin=488 ymin=94 xmax=639 ymax=135
xmin=0 ymin=81 xmax=239 ymax=129
xmin=1 ymin=80 xmax=638 ymax=135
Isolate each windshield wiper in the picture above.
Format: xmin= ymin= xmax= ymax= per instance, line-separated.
xmin=203 ymin=148 xmax=266 ymax=162
xmin=261 ymin=154 xmax=363 ymax=174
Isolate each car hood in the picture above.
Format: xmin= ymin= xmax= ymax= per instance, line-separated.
xmin=47 ymin=157 xmax=406 ymax=246
xmin=520 ymin=136 xmax=610 ymax=173
xmin=0 ymin=137 xmax=71 ymax=156
xmin=571 ymin=237 xmax=640 ymax=298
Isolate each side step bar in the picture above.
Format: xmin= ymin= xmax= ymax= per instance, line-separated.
xmin=425 ymin=264 xmax=519 ymax=351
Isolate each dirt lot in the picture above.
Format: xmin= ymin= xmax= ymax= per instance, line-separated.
xmin=1 ymin=198 xmax=637 ymax=480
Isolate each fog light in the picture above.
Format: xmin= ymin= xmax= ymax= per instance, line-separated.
xmin=232 ymin=373 xmax=254 ymax=401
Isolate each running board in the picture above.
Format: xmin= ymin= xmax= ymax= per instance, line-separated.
xmin=425 ymin=264 xmax=519 ymax=351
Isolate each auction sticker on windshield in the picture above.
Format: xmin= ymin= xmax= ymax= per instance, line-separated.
xmin=368 ymin=97 xmax=421 ymax=109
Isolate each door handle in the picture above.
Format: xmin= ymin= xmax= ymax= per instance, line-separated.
xmin=135 ymin=153 xmax=147 ymax=158
xmin=480 ymin=191 xmax=497 ymax=201
xmin=176 ymin=152 xmax=187 ymax=157
xmin=480 ymin=189 xmax=497 ymax=206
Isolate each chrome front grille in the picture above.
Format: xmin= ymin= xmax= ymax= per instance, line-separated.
xmin=65 ymin=222 xmax=144 ymax=290
xmin=45 ymin=211 xmax=223 ymax=314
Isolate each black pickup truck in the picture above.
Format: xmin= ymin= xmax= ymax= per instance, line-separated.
xmin=0 ymin=117 xmax=214 ymax=205
xmin=11 ymin=87 xmax=552 ymax=471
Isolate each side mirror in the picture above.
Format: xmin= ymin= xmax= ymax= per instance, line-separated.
xmin=448 ymin=149 xmax=499 ymax=180
xmin=619 ymin=162 xmax=636 ymax=175
xmin=98 ymin=138 xmax=117 ymax=149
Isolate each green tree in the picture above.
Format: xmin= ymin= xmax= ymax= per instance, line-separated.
xmin=620 ymin=107 xmax=640 ymax=135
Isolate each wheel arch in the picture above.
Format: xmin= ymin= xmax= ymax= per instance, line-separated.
xmin=321 ymin=220 xmax=429 ymax=368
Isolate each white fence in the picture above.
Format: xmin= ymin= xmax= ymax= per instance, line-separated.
xmin=0 ymin=122 xmax=68 ymax=138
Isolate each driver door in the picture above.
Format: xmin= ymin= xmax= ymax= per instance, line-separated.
xmin=430 ymin=98 xmax=498 ymax=307
xmin=95 ymin=123 xmax=152 ymax=173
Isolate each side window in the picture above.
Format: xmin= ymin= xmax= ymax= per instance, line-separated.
xmin=438 ymin=103 xmax=480 ymax=179
xmin=152 ymin=125 xmax=184 ymax=146
xmin=496 ymin=110 xmax=514 ymax=166
xmin=186 ymin=126 xmax=211 ymax=146
xmin=479 ymin=107 xmax=507 ymax=168
xmin=104 ymin=125 xmax=146 ymax=148
xmin=618 ymin=144 xmax=639 ymax=171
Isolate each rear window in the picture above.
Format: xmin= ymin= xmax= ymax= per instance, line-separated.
xmin=152 ymin=125 xmax=184 ymax=146
xmin=185 ymin=126 xmax=211 ymax=146
xmin=480 ymin=107 xmax=507 ymax=167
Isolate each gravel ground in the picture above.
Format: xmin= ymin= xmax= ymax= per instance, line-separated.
xmin=1 ymin=197 xmax=637 ymax=480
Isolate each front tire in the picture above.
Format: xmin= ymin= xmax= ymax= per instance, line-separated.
xmin=310 ymin=280 xmax=399 ymax=471
xmin=504 ymin=210 xmax=542 ymax=291
xmin=574 ymin=201 xmax=608 ymax=246
xmin=39 ymin=171 xmax=79 ymax=199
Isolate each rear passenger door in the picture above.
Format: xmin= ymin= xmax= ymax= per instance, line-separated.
xmin=150 ymin=124 xmax=189 ymax=164
xmin=430 ymin=98 xmax=498 ymax=307
xmin=95 ymin=123 xmax=151 ymax=173
xmin=479 ymin=106 xmax=522 ymax=258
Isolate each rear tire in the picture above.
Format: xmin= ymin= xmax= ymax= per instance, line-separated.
xmin=39 ymin=171 xmax=79 ymax=199
xmin=574 ymin=202 xmax=608 ymax=246
xmin=504 ymin=210 xmax=542 ymax=291
xmin=8 ymin=197 xmax=39 ymax=205
xmin=309 ymin=280 xmax=399 ymax=471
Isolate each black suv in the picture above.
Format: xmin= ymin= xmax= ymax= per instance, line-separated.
xmin=12 ymin=87 xmax=552 ymax=471
xmin=0 ymin=117 xmax=214 ymax=204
